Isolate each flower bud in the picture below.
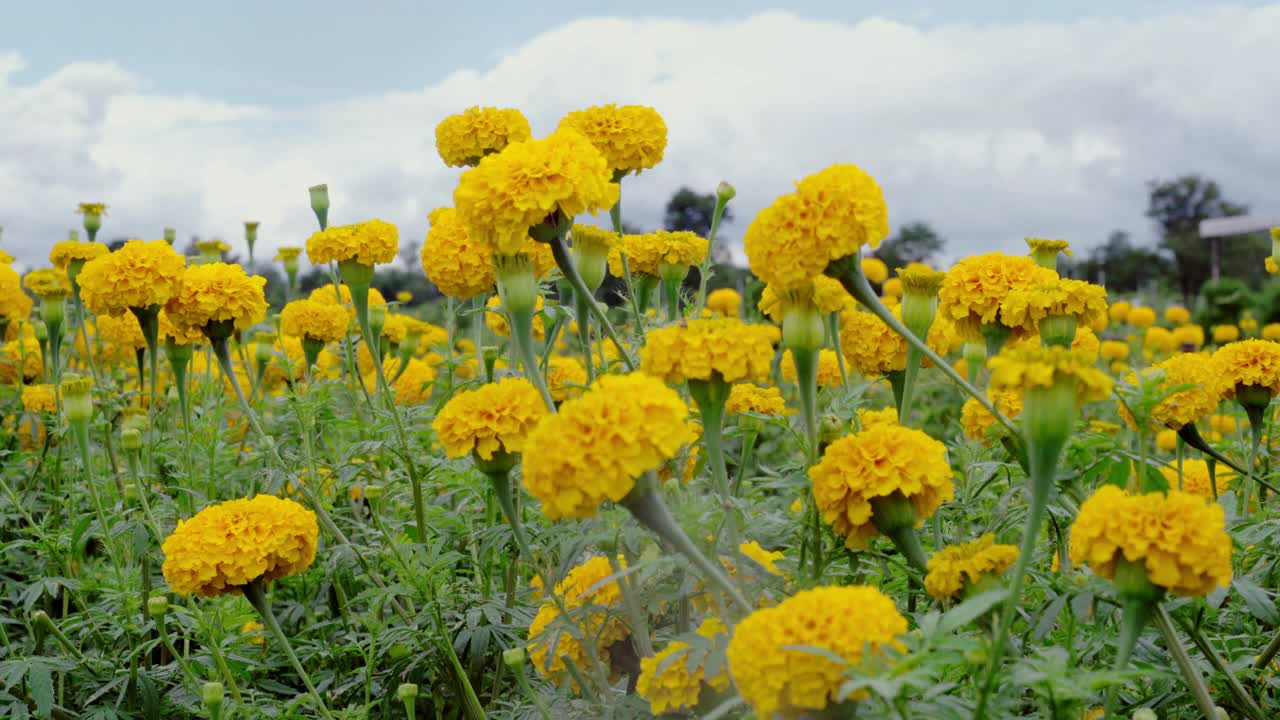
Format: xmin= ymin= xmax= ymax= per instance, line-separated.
xmin=1271 ymin=227 xmax=1280 ymax=266
xmin=1039 ymin=315 xmax=1077 ymax=348
xmin=39 ymin=293 xmax=67 ymax=329
xmin=494 ymin=256 xmax=539 ymax=316
xmin=163 ymin=227 xmax=175 ymax=245
xmin=61 ymin=375 xmax=94 ymax=424
xmin=368 ymin=304 xmax=387 ymax=337
xmin=202 ymin=682 xmax=224 ymax=711
xmin=31 ymin=319 xmax=48 ymax=342
xmin=502 ymin=647 xmax=527 ymax=669
xmin=397 ymin=683 xmax=419 ymax=702
xmin=899 ymin=267 xmax=945 ymax=341
xmin=1132 ymin=709 xmax=1158 ymax=720
xmin=782 ymin=304 xmax=824 ymax=353
xmin=121 ymin=407 xmax=148 ymax=434
xmin=147 ymin=595 xmax=169 ymax=618
xmin=309 ymin=184 xmax=330 ymax=229
xmin=121 ymin=428 xmax=143 ymax=451
xmin=244 ymin=221 xmax=259 ymax=246
xmin=716 ymin=181 xmax=737 ymax=202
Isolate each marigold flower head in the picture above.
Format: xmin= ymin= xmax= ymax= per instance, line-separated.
xmin=1269 ymin=257 xmax=1279 ymax=275
xmin=1213 ymin=338 xmax=1280 ymax=398
xmin=809 ymin=424 xmax=953 ymax=548
xmin=1069 ymin=485 xmax=1232 ymax=597
xmin=999 ymin=279 xmax=1108 ymax=335
xmin=744 ymin=165 xmax=888 ymax=290
xmin=23 ymin=268 xmax=71 ymax=297
xmin=637 ymin=618 xmax=729 ymax=715
xmin=1100 ymin=340 xmax=1131 ymax=362
xmin=987 ymin=345 xmax=1114 ymax=405
xmin=961 ymin=390 xmax=1024 ymax=443
xmin=641 ymin=318 xmax=777 ymax=384
xmin=759 ymin=276 xmax=855 ymax=321
xmin=607 ymin=232 xmax=662 ymax=278
xmin=862 ymin=256 xmax=889 ymax=284
xmin=92 ymin=313 xmax=147 ymax=362
xmin=166 ymin=263 xmax=268 ymax=333
xmin=528 ymin=556 xmax=629 ymax=685
xmin=781 ymin=349 xmax=844 ymax=388
xmin=379 ymin=358 xmax=436 ymax=405
xmin=1026 ymin=238 xmax=1072 ymax=259
xmin=0 ymin=265 xmax=32 ymax=325
xmin=546 ymin=355 xmax=588 ymax=401
xmin=925 ymin=534 xmax=1019 ymax=601
xmin=705 ymin=287 xmax=742 ymax=317
xmin=938 ymin=253 xmax=1059 ymax=339
xmin=50 ymin=241 xmax=108 ymax=270
xmin=1212 ymin=324 xmax=1240 ymax=344
xmin=727 ymin=586 xmax=907 ymax=717
xmin=309 ymin=283 xmax=387 ymax=318
xmin=161 ymin=495 xmax=318 ymax=597
xmin=1136 ymin=354 xmax=1227 ymax=429
xmin=21 ymin=384 xmax=57 ymax=414
xmin=1143 ymin=326 xmax=1176 ymax=355
xmin=195 ymin=239 xmax=230 ymax=257
xmin=273 ymin=247 xmax=302 ymax=262
xmin=77 ymin=240 xmax=186 ymax=316
xmin=305 ymin=219 xmax=398 ymax=267
xmin=421 ymin=207 xmax=497 ymax=299
xmin=522 ymin=373 xmax=695 ymax=519
xmin=559 ymin=104 xmax=667 ymax=176
xmin=485 ymin=295 xmax=545 ymax=339
xmin=280 ymin=299 xmax=350 ymax=344
xmin=1160 ymin=459 xmax=1233 ymax=500
xmin=1164 ymin=305 xmax=1191 ymax=325
xmin=77 ymin=202 xmax=106 ymax=216
xmin=0 ymin=249 xmax=12 ymax=265
xmin=158 ymin=309 xmax=206 ymax=345
xmin=0 ymin=336 xmax=41 ymax=383
xmin=725 ymin=383 xmax=791 ymax=416
xmin=1109 ymin=301 xmax=1132 ymax=324
xmin=454 ymin=128 xmax=619 ymax=256
xmin=1128 ymin=306 xmax=1156 ymax=329
xmin=856 ymin=406 xmax=899 ymax=429
xmin=435 ymin=106 xmax=532 ymax=167
xmin=432 ymin=377 xmax=547 ymax=460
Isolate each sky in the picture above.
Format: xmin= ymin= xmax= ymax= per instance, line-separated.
xmin=2 ymin=1 xmax=1278 ymax=270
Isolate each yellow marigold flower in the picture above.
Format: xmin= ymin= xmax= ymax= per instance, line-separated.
xmin=21 ymin=384 xmax=57 ymax=413
xmin=1160 ymin=459 xmax=1233 ymax=500
xmin=1268 ymin=257 xmax=1279 ymax=275
xmin=1109 ymin=301 xmax=1132 ymax=324
xmin=522 ymin=373 xmax=695 ymax=519
xmin=381 ymin=313 xmax=413 ymax=345
xmin=240 ymin=621 xmax=266 ymax=646
xmin=546 ymin=355 xmax=588 ymax=401
xmin=744 ymin=163 xmax=888 ymax=290
xmin=379 ymin=358 xmax=436 ymax=405
xmin=1212 ymin=324 xmax=1239 ymax=344
xmin=1174 ymin=324 xmax=1205 ymax=350
xmin=1128 ymin=306 xmax=1156 ymax=328
xmin=1263 ymin=323 xmax=1280 ymax=342
xmin=1137 ymin=354 xmax=1227 ymax=430
xmin=961 ymin=390 xmax=1024 ymax=443
xmin=1069 ymin=485 xmax=1232 ymax=596
xmin=432 ymin=377 xmax=547 ymax=460
xmin=1214 ymin=338 xmax=1280 ymax=398
xmin=781 ymin=348 xmax=843 ymax=388
xmin=161 ymin=495 xmax=319 ymax=597
xmin=607 ymin=232 xmax=663 ymax=278
xmin=158 ymin=310 xmax=205 ymax=345
xmin=0 ymin=249 xmax=13 ymax=265
xmin=1155 ymin=428 xmax=1178 ymax=451
xmin=856 ymin=406 xmax=899 ymax=429
xmin=1242 ymin=316 xmax=1258 ymax=332
xmin=421 ymin=207 xmax=497 ymax=299
xmin=454 ymin=128 xmax=619 ymax=256
xmin=306 ymin=219 xmax=398 ymax=267
xmin=725 ymin=383 xmax=791 ymax=416
xmin=705 ymin=287 xmax=742 ymax=317
xmin=726 ymin=586 xmax=907 ymax=717
xmin=809 ymin=424 xmax=953 ymax=548
xmin=641 ymin=318 xmax=777 ymax=384
xmin=23 ymin=268 xmax=71 ymax=297
xmin=838 ymin=308 xmax=906 ymax=376
xmin=0 ymin=265 xmax=32 ymax=326
xmin=738 ymin=541 xmax=785 ymax=576
xmin=92 ymin=313 xmax=147 ymax=362
xmin=485 ymin=295 xmax=545 ymax=339
xmin=1099 ymin=340 xmax=1130 ymax=362
xmin=938 ymin=253 xmax=1059 ymax=339
xmin=987 ymin=345 xmax=1114 ymax=405
xmin=999 ymin=279 xmax=1108 ymax=335
xmin=49 ymin=241 xmax=108 ymax=271
xmin=862 ymin=256 xmax=889 ymax=284
xmin=1210 ymin=413 xmax=1237 ymax=434
xmin=758 ymin=276 xmax=855 ymax=321
xmin=559 ymin=104 xmax=667 ymax=176
xmin=195 ymin=239 xmax=229 ymax=256
xmin=273 ymin=247 xmax=302 ymax=262
xmin=637 ymin=618 xmax=729 ymax=715
xmin=1026 ymin=238 xmax=1072 ymax=260
xmin=0 ymin=337 xmax=40 ymax=383
xmin=528 ymin=556 xmax=629 ymax=685
xmin=646 ymin=230 xmax=708 ymax=269
xmin=309 ymin=283 xmax=387 ymax=318
xmin=925 ymin=534 xmax=1019 ymax=602
xmin=1143 ymin=326 xmax=1176 ymax=355
xmin=165 ymin=263 xmax=268 ymax=333
xmin=1072 ymin=326 xmax=1100 ymax=362
xmin=435 ymin=106 xmax=532 ymax=167
xmin=1164 ymin=305 xmax=1191 ymax=325
xmin=280 ymin=299 xmax=349 ymax=344
xmin=882 ymin=276 xmax=904 ymax=299
xmin=77 ymin=240 xmax=185 ymax=316
xmin=77 ymin=202 xmax=107 ymax=216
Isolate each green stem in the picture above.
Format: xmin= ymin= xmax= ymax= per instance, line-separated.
xmin=573 ymin=290 xmax=596 ymax=383
xmin=550 ymin=233 xmax=636 ymax=371
xmin=731 ymin=427 xmax=757 ymax=497
xmin=886 ymin=527 xmax=929 ymax=573
xmin=662 ymin=277 xmax=680 ymax=322
xmin=1177 ymin=615 xmax=1268 ymax=720
xmin=73 ymin=420 xmax=126 ymax=586
xmin=512 ymin=660 xmax=554 ymax=720
xmin=1153 ymin=605 xmax=1219 ymax=720
xmin=1104 ymin=596 xmax=1154 ymax=716
xmin=509 ymin=306 xmax=556 ymax=411
xmin=688 ymin=379 xmax=731 ymax=497
xmin=155 ymin=618 xmax=202 ymax=695
xmin=243 ymin=578 xmax=337 ymax=720
xmin=827 ymin=313 xmax=849 ymax=387
xmin=792 ymin=346 xmax=821 ymax=466
xmin=694 ymin=191 xmax=731 ymax=313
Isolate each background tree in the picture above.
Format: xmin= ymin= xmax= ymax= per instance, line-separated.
xmin=1146 ymin=174 xmax=1249 ymax=303
xmin=1067 ymin=230 xmax=1172 ymax=294
xmin=664 ymin=187 xmax=735 ymax=264
xmin=872 ymin=221 xmax=945 ymax=271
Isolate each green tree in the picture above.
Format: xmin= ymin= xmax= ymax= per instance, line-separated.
xmin=1145 ymin=174 xmax=1248 ymax=303
xmin=872 ymin=222 xmax=944 ymax=271
xmin=1068 ymin=230 xmax=1172 ymax=293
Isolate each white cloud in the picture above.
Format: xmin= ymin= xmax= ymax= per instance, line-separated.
xmin=1 ymin=6 xmax=1279 ymax=271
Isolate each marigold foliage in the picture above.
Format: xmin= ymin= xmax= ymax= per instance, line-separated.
xmin=1214 ymin=338 xmax=1280 ymax=397
xmin=744 ymin=163 xmax=888 ymax=290
xmin=77 ymin=240 xmax=186 ymax=316
xmin=725 ymin=383 xmax=791 ymax=417
xmin=558 ymin=104 xmax=667 ymax=175
xmin=809 ymin=424 xmax=953 ymax=548
xmin=50 ymin=240 xmax=109 ymax=271
xmin=641 ymin=318 xmax=777 ymax=384
xmin=938 ymin=253 xmax=1058 ymax=338
xmin=454 ymin=128 xmax=619 ymax=256
xmin=21 ymin=384 xmax=57 ymax=413
xmin=987 ymin=345 xmax=1114 ymax=405
xmin=522 ymin=373 xmax=695 ymax=519
xmin=166 ymin=263 xmax=268 ymax=333
xmin=280 ymin=299 xmax=350 ymax=344
xmin=432 ymin=377 xmax=547 ymax=460
xmin=421 ymin=207 xmax=497 ymax=299
xmin=161 ymin=495 xmax=318 ymax=597
xmin=726 ymin=586 xmax=906 ymax=717
xmin=1070 ymin=485 xmax=1232 ymax=597
xmin=306 ymin=219 xmax=399 ymax=267
xmin=637 ymin=618 xmax=730 ymax=715
xmin=925 ymin=534 xmax=1019 ymax=601
xmin=435 ymin=106 xmax=532 ymax=167
xmin=706 ymin=288 xmax=742 ymax=317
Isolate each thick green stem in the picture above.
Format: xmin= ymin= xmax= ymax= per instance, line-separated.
xmin=509 ymin=307 xmax=556 ymax=411
xmin=886 ymin=526 xmax=929 ymax=573
xmin=1178 ymin=615 xmax=1268 ymax=720
xmin=243 ymin=578 xmax=337 ymax=720
xmin=694 ymin=191 xmax=730 ymax=312
xmin=1104 ymin=596 xmax=1155 ymax=716
xmin=688 ymin=379 xmax=731 ymax=497
xmin=827 ymin=313 xmax=849 ymax=387
xmin=1153 ymin=605 xmax=1219 ymax=720
xmin=573 ymin=290 xmax=596 ymax=383
xmin=550 ymin=234 xmax=636 ymax=371
xmin=791 ymin=346 xmax=821 ymax=466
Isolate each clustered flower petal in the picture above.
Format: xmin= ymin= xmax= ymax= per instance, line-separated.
xmin=637 ymin=618 xmax=730 ymax=715
xmin=166 ymin=263 xmax=269 ymax=333
xmin=78 ymin=240 xmax=186 ymax=316
xmin=925 ymin=534 xmax=1020 ymax=601
xmin=1213 ymin=339 xmax=1280 ymax=398
xmin=306 ymin=219 xmax=399 ymax=267
xmin=435 ymin=106 xmax=532 ymax=167
xmin=558 ymin=104 xmax=668 ymax=175
xmin=641 ymin=318 xmax=778 ymax=384
xmin=528 ymin=556 xmax=629 ymax=686
xmin=725 ymin=383 xmax=792 ymax=417
xmin=432 ymin=377 xmax=548 ymax=460
xmin=938 ymin=253 xmax=1059 ymax=339
xmin=999 ymin=278 xmax=1108 ymax=335
xmin=421 ymin=207 xmax=497 ymax=299
xmin=280 ymin=299 xmax=351 ymax=344
xmin=50 ymin=241 xmax=108 ymax=270
xmin=987 ymin=345 xmax=1114 ymax=405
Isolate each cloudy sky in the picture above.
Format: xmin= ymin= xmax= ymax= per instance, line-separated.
xmin=3 ymin=1 xmax=1278 ymax=270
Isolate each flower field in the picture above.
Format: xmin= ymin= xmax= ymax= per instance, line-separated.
xmin=3 ymin=104 xmax=1280 ymax=719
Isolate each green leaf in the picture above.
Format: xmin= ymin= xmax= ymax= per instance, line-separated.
xmin=938 ymin=589 xmax=1008 ymax=635
xmin=1233 ymin=577 xmax=1278 ymax=625
xmin=1102 ymin=458 xmax=1131 ymax=490
xmin=27 ymin=664 xmax=52 ymax=720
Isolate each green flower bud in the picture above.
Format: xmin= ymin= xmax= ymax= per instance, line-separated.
xmin=202 ymin=682 xmax=224 ymax=710
xmin=502 ymin=647 xmax=527 ymax=669
xmin=716 ymin=181 xmax=737 ymax=202
xmin=147 ymin=596 xmax=169 ymax=618
xmin=121 ymin=428 xmax=143 ymax=451
xmin=397 ymin=683 xmax=419 ymax=701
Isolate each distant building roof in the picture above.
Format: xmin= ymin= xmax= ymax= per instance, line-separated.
xmin=1199 ymin=214 xmax=1280 ymax=239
